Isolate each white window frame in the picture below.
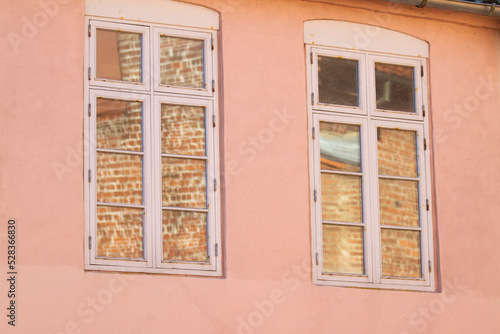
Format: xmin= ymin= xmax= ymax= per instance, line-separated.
xmin=89 ymin=20 xmax=151 ymax=92
xmin=368 ymin=54 xmax=424 ymax=121
xmin=306 ymin=21 xmax=435 ymax=291
xmin=84 ymin=0 xmax=221 ymax=277
xmin=311 ymin=48 xmax=367 ymax=115
xmin=153 ymin=27 xmax=214 ymax=97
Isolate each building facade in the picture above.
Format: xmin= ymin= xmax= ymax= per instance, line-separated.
xmin=1 ymin=0 xmax=500 ymax=333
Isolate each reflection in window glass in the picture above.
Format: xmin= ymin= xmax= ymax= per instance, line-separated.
xmin=323 ymin=224 xmax=364 ymax=275
xmin=97 ymin=153 xmax=144 ymax=205
xmin=381 ymin=229 xmax=421 ymax=278
xmin=318 ymin=56 xmax=359 ymax=107
xmin=162 ymin=210 xmax=207 ymax=262
xmin=377 ymin=128 xmax=417 ymax=177
xmin=159 ymin=35 xmax=205 ymax=89
xmin=375 ymin=63 xmax=415 ymax=113
xmin=162 ymin=158 xmax=207 ymax=209
xmin=96 ymin=98 xmax=143 ymax=152
xmin=161 ymin=104 xmax=205 ymax=156
xmin=97 ymin=206 xmax=144 ymax=259
xmin=96 ymin=29 xmax=143 ymax=83
xmin=320 ymin=122 xmax=361 ymax=172
xmin=379 ymin=179 xmax=419 ymax=228
xmin=321 ymin=173 xmax=362 ymax=223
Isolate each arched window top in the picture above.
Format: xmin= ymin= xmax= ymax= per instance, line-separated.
xmin=86 ymin=0 xmax=219 ymax=30
xmin=304 ymin=20 xmax=428 ymax=58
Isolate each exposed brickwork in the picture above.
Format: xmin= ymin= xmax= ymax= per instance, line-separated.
xmin=161 ymin=104 xmax=205 ymax=156
xmin=377 ymin=128 xmax=421 ymax=277
xmin=162 ymin=158 xmax=207 ymax=208
xmin=96 ymin=206 xmax=144 ymax=259
xmin=377 ymin=128 xmax=417 ymax=177
xmin=323 ymin=224 xmax=364 ymax=274
xmin=381 ymin=229 xmax=421 ymax=278
xmin=159 ymin=36 xmax=204 ymax=88
xmin=116 ymin=32 xmax=142 ymax=83
xmin=162 ymin=210 xmax=207 ymax=262
xmin=94 ymin=33 xmax=209 ymax=261
xmin=96 ymin=99 xmax=143 ymax=152
xmin=320 ymin=123 xmax=422 ymax=278
xmin=321 ymin=173 xmax=362 ymax=224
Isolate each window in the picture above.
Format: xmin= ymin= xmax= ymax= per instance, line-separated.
xmin=306 ymin=21 xmax=435 ymax=290
xmin=84 ymin=0 xmax=221 ymax=276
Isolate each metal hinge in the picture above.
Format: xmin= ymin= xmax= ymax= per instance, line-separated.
xmin=313 ymin=189 xmax=317 ymax=202
xmin=312 ymin=127 xmax=315 ymax=140
xmin=421 ymin=65 xmax=424 ymax=77
xmin=310 ymin=51 xmax=313 ymax=64
xmin=88 ymin=169 xmax=91 ymax=183
xmin=315 ymin=252 xmax=319 ymax=265
xmin=428 ymin=260 xmax=432 ymax=273
xmin=88 ymin=103 xmax=91 ymax=117
xmin=422 ymin=105 xmax=425 ymax=117
xmin=214 ymin=178 xmax=217 ymax=192
xmin=88 ymin=236 xmax=92 ymax=249
xmin=88 ymin=67 xmax=91 ymax=80
xmin=88 ymin=24 xmax=91 ymax=38
xmin=424 ymin=138 xmax=427 ymax=150
xmin=212 ymin=114 xmax=216 ymax=127
xmin=215 ymin=243 xmax=218 ymax=257
xmin=212 ymin=79 xmax=215 ymax=93
xmin=211 ymin=37 xmax=214 ymax=51
xmin=311 ymin=92 xmax=314 ymax=105
xmin=426 ymin=198 xmax=430 ymax=211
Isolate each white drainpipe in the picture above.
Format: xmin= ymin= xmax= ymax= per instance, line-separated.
xmin=383 ymin=0 xmax=500 ymax=17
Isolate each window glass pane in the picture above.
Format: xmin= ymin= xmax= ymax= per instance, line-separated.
xmin=161 ymin=104 xmax=205 ymax=156
xmin=97 ymin=152 xmax=143 ymax=205
xmin=97 ymin=206 xmax=144 ymax=259
xmin=375 ymin=63 xmax=415 ymax=113
xmin=96 ymin=29 xmax=142 ymax=83
xmin=159 ymin=35 xmax=205 ymax=89
xmin=162 ymin=158 xmax=207 ymax=208
xmin=97 ymin=98 xmax=143 ymax=152
xmin=381 ymin=229 xmax=421 ymax=278
xmin=323 ymin=224 xmax=364 ymax=275
xmin=321 ymin=173 xmax=362 ymax=223
xmin=319 ymin=122 xmax=361 ymax=172
xmin=318 ymin=56 xmax=359 ymax=107
xmin=379 ymin=179 xmax=419 ymax=228
xmin=162 ymin=210 xmax=207 ymax=262
xmin=378 ymin=128 xmax=417 ymax=177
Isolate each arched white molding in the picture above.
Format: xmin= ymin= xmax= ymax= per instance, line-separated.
xmin=304 ymin=20 xmax=428 ymax=58
xmin=86 ymin=0 xmax=219 ymax=30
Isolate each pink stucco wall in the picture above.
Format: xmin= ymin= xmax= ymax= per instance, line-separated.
xmin=1 ymin=0 xmax=500 ymax=333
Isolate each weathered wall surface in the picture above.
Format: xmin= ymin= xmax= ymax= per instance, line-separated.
xmin=1 ymin=0 xmax=500 ymax=333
